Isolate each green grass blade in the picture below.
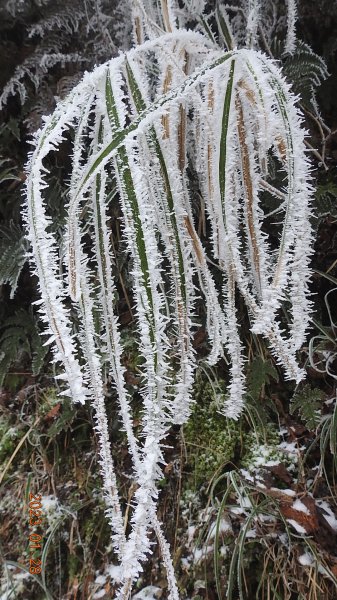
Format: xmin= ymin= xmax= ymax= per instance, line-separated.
xmin=4 ymin=560 xmax=53 ymax=600
xmin=75 ymin=51 xmax=236 ymax=202
xmin=219 ymin=59 xmax=235 ymax=218
xmin=105 ymin=69 xmax=156 ymax=347
xmin=125 ymin=60 xmax=186 ymax=304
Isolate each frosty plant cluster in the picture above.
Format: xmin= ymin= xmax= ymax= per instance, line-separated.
xmin=24 ymin=0 xmax=313 ymax=597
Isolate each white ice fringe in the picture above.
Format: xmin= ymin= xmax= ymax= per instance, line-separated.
xmin=285 ymin=0 xmax=298 ymax=55
xmin=24 ymin=22 xmax=314 ymax=597
xmin=245 ymin=0 xmax=261 ymax=48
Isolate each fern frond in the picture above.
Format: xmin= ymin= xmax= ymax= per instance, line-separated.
xmin=0 ymin=309 xmax=48 ymax=385
xmin=27 ymin=0 xmax=86 ymax=38
xmin=0 ymin=38 xmax=87 ymax=108
xmin=0 ymin=222 xmax=28 ymax=298
xmin=314 ymin=181 xmax=337 ymax=219
xmin=283 ymin=40 xmax=328 ymax=111
xmin=246 ymin=355 xmax=278 ymax=402
xmin=290 ymin=384 xmax=324 ymax=430
xmin=0 ymin=0 xmax=132 ymax=114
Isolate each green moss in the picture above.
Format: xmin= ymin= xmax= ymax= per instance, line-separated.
xmin=241 ymin=437 xmax=290 ymax=472
xmin=182 ymin=375 xmax=282 ymax=490
xmin=0 ymin=419 xmax=25 ymax=464
xmin=183 ymin=380 xmax=247 ymax=488
xmin=67 ymin=552 xmax=81 ymax=582
xmin=37 ymin=387 xmax=60 ymax=417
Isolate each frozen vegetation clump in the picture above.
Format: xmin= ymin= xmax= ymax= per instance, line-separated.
xmin=23 ymin=0 xmax=318 ymax=596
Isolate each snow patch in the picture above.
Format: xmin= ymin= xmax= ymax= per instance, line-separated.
xmin=193 ymin=545 xmax=213 ymax=563
xmin=316 ymin=500 xmax=337 ymax=532
xmin=132 ymin=586 xmax=161 ymax=599
xmin=286 ymin=519 xmax=307 ymax=534
xmin=93 ymin=590 xmax=106 ymax=599
xmin=208 ymin=518 xmax=232 ymax=539
xmin=298 ymin=552 xmax=314 ymax=566
xmin=278 ymin=441 xmax=305 ymax=456
xmin=271 ymin=487 xmax=295 ymax=497
xmin=245 ymin=529 xmax=257 ymax=538
xmin=292 ymin=499 xmax=310 ymax=515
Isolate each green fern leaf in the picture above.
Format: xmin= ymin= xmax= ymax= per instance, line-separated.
xmin=283 ymin=40 xmax=328 ymax=111
xmin=246 ymin=356 xmax=279 ymax=402
xmin=290 ymin=384 xmax=324 ymax=430
xmin=0 ymin=352 xmax=14 ymax=388
xmin=0 ymin=221 xmax=28 ymax=298
xmin=314 ymin=181 xmax=337 ymax=219
xmin=0 ymin=310 xmax=48 ymax=385
xmin=31 ymin=330 xmax=49 ymax=376
xmin=0 ymin=327 xmax=28 ymax=386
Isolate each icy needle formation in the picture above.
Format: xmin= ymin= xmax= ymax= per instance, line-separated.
xmin=24 ymin=0 xmax=313 ymax=596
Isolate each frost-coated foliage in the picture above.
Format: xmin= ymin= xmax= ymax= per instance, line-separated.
xmin=24 ymin=0 xmax=314 ymax=596
xmin=0 ymin=0 xmax=131 ymax=113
